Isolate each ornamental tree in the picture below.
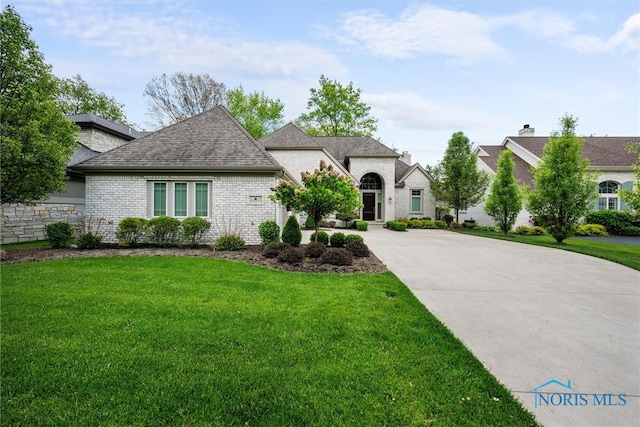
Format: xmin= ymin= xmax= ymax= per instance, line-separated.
xmin=431 ymin=131 xmax=490 ymax=222
xmin=484 ymin=149 xmax=523 ymax=234
xmin=618 ymin=142 xmax=640 ymax=210
xmin=270 ymin=161 xmax=362 ymax=241
xmin=227 ymin=86 xmax=285 ymax=138
xmin=1 ymin=5 xmax=78 ymax=205
xmin=526 ymin=114 xmax=598 ymax=243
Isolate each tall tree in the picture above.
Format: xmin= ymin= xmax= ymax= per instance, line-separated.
xmin=618 ymin=142 xmax=640 ymax=210
xmin=56 ymin=74 xmax=131 ymax=125
xmin=431 ymin=132 xmax=490 ymax=222
xmin=227 ymin=86 xmax=285 ymax=138
xmin=0 ymin=5 xmax=77 ymax=205
xmin=484 ymin=149 xmax=522 ymax=234
xmin=526 ymin=114 xmax=598 ymax=243
xmin=270 ymin=161 xmax=362 ymax=241
xmin=144 ymin=72 xmax=227 ymax=128
xmin=296 ymin=75 xmax=378 ymax=137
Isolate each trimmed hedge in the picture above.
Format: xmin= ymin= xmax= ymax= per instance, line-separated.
xmin=263 ymin=242 xmax=292 ymax=258
xmin=575 ymin=224 xmax=608 ymax=237
xmin=115 ymin=217 xmax=147 ymax=247
xmin=305 ymin=242 xmax=327 ymax=258
xmin=329 ymin=232 xmax=346 ymax=247
xmin=344 ymin=234 xmax=364 ymax=244
xmin=258 ymin=220 xmax=280 ymax=246
xmin=583 ymin=210 xmax=636 ymax=235
xmin=386 ymin=221 xmax=407 ymax=231
xmin=282 ymin=215 xmax=302 ymax=247
xmin=345 ymin=241 xmax=370 ymax=257
xmin=320 ymin=248 xmax=353 ymax=266
xmin=355 ymin=221 xmax=368 ymax=231
xmin=310 ymin=231 xmax=329 ymax=245
xmin=514 ymin=225 xmax=546 ymax=235
xmin=45 ymin=222 xmax=74 ymax=248
xmin=277 ymin=247 xmax=304 ymax=264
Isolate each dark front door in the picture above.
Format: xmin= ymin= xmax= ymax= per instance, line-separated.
xmin=362 ymin=193 xmax=375 ymax=221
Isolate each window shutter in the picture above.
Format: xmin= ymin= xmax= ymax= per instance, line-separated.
xmin=620 ymin=181 xmax=633 ymax=211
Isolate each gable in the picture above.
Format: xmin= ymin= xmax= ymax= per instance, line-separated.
xmin=73 ymin=106 xmax=282 ymax=173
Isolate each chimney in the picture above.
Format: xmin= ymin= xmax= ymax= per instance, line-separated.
xmin=519 ymin=124 xmax=535 ymax=136
xmin=399 ymin=151 xmax=412 ymax=165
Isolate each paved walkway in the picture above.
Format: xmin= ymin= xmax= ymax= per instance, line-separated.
xmin=353 ymin=229 xmax=639 ymax=427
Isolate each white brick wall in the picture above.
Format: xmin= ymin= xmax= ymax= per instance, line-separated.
xmin=349 ymin=158 xmax=397 ymax=222
xmin=268 ymin=149 xmax=348 ymax=183
xmin=394 ymin=169 xmax=436 ymax=219
xmin=85 ymin=173 xmax=279 ymax=245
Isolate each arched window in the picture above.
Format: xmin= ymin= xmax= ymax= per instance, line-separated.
xmin=598 ymin=181 xmax=620 ymax=210
xmin=360 ymin=173 xmax=382 ymax=190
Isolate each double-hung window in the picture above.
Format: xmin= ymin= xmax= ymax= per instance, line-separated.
xmin=151 ymin=181 xmax=210 ymax=217
xmin=411 ymin=189 xmax=423 ymax=213
xmin=597 ymin=181 xmax=619 ymax=211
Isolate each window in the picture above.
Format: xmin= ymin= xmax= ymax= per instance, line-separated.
xmin=360 ymin=173 xmax=382 ymax=190
xmin=153 ymin=183 xmax=167 ymax=216
xmin=597 ymin=181 xmax=620 ymax=211
xmin=411 ymin=189 xmax=423 ymax=213
xmin=150 ymin=181 xmax=210 ymax=217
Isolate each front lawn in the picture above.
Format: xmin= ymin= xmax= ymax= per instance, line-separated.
xmin=457 ymin=229 xmax=640 ymax=271
xmin=1 ymin=257 xmax=538 ymax=426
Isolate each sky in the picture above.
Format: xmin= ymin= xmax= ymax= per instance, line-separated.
xmin=9 ymin=0 xmax=640 ymax=166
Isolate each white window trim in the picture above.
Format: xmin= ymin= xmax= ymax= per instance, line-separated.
xmin=410 ymin=189 xmax=423 ymax=214
xmin=149 ymin=181 xmax=211 ymax=218
xmin=173 ymin=182 xmax=189 ymax=218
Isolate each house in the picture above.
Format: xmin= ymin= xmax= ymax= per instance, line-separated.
xmin=260 ymin=122 xmax=435 ymax=223
xmin=69 ymin=107 xmax=432 ymax=245
xmin=459 ymin=125 xmax=638 ymax=227
xmin=72 ymin=106 xmax=284 ymax=245
xmin=0 ymin=114 xmax=144 ymax=244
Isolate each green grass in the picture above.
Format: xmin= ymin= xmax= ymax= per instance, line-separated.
xmin=458 ymin=229 xmax=640 ymax=271
xmin=1 ymin=257 xmax=538 ymax=426
xmin=0 ymin=240 xmax=50 ymax=249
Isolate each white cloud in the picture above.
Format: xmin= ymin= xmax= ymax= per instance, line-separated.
xmin=609 ymin=13 xmax=640 ymax=52
xmin=329 ymin=4 xmax=507 ymax=62
xmin=364 ymin=92 xmax=496 ymax=130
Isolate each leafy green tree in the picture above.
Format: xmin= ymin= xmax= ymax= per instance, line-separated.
xmin=296 ymin=75 xmax=378 ymax=137
xmin=526 ymin=114 xmax=598 ymax=243
xmin=271 ymin=161 xmax=362 ymax=241
xmin=431 ymin=132 xmax=490 ymax=222
xmin=144 ymin=72 xmax=227 ymax=127
xmin=0 ymin=5 xmax=78 ymax=205
xmin=484 ymin=149 xmax=522 ymax=234
xmin=618 ymin=143 xmax=640 ymax=210
xmin=227 ymin=86 xmax=285 ymax=138
xmin=55 ymin=74 xmax=131 ymax=125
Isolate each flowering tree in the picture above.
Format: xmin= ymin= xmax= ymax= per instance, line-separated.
xmin=270 ymin=161 xmax=362 ymax=241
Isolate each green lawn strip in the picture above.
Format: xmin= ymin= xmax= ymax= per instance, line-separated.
xmin=1 ymin=257 xmax=538 ymax=426
xmin=457 ymin=229 xmax=640 ymax=271
xmin=1 ymin=240 xmax=50 ymax=249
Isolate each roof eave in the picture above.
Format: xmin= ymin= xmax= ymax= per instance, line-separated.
xmin=71 ymin=165 xmax=284 ymax=174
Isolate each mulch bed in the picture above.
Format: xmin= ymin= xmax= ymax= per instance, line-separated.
xmin=1 ymin=244 xmax=388 ymax=274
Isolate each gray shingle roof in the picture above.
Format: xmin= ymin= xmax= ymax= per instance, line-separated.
xmin=478 ymin=146 xmax=535 ymax=186
xmin=259 ymin=123 xmax=320 ymax=148
xmin=69 ymin=113 xmax=147 ymax=140
xmin=508 ymin=136 xmax=638 ymax=167
xmin=314 ymin=136 xmax=399 ymax=165
xmin=73 ymin=106 xmax=282 ymax=172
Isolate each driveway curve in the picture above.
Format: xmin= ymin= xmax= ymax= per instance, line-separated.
xmin=362 ymin=229 xmax=639 ymax=427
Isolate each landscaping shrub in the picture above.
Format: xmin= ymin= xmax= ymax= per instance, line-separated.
xmin=264 ymin=242 xmax=291 ymax=258
xmin=45 ymin=222 xmax=74 ymax=248
xmin=277 ymin=247 xmax=304 ymax=264
xmin=304 ymin=216 xmax=316 ymax=229
xmin=434 ymin=220 xmax=447 ymax=229
xmin=621 ymin=226 xmax=640 ymax=236
xmin=146 ymin=216 xmax=181 ymax=246
xmin=182 ymin=216 xmax=211 ymax=247
xmin=396 ymin=217 xmax=410 ymax=224
xmin=449 ymin=221 xmax=462 ymax=229
xmin=310 ymin=230 xmax=329 ymax=245
xmin=329 ymin=232 xmax=346 ymax=247
xmin=386 ymin=221 xmax=407 ymax=231
xmin=514 ymin=225 xmax=547 ymax=235
xmin=115 ymin=217 xmax=147 ymax=247
xmin=462 ymin=221 xmax=476 ymax=229
xmin=443 ymin=214 xmax=454 ymax=226
xmin=214 ymin=233 xmax=245 ymax=251
xmin=344 ymin=234 xmax=364 ymax=244
xmin=575 ymin=224 xmax=609 ymax=237
xmin=258 ymin=220 xmax=280 ymax=246
xmin=584 ymin=210 xmax=635 ymax=235
xmin=476 ymin=225 xmax=499 ymax=232
xmin=407 ymin=219 xmax=440 ymax=229
xmin=304 ymin=242 xmax=326 ymax=258
xmin=320 ymin=248 xmax=353 ymax=266
xmin=356 ymin=221 xmax=368 ymax=231
xmin=75 ymin=232 xmax=102 ymax=249
xmin=318 ymin=219 xmax=336 ymax=228
xmin=345 ymin=241 xmax=370 ymax=257
xmin=282 ymin=215 xmax=302 ymax=247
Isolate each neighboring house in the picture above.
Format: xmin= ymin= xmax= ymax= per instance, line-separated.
xmin=260 ymin=122 xmax=435 ymax=223
xmin=0 ymin=114 xmax=144 ymax=244
xmin=72 ymin=106 xmax=284 ymax=245
xmin=459 ymin=125 xmax=638 ymax=227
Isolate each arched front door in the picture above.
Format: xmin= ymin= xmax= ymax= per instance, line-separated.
xmin=360 ymin=173 xmax=382 ymax=221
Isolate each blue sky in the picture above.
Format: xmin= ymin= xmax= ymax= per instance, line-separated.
xmin=10 ymin=0 xmax=640 ymax=166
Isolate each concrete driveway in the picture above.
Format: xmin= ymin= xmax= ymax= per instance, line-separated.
xmin=359 ymin=228 xmax=639 ymax=427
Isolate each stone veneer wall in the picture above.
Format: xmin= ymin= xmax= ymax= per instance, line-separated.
xmin=79 ymin=127 xmax=133 ymax=153
xmin=1 ymin=203 xmax=84 ymax=244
